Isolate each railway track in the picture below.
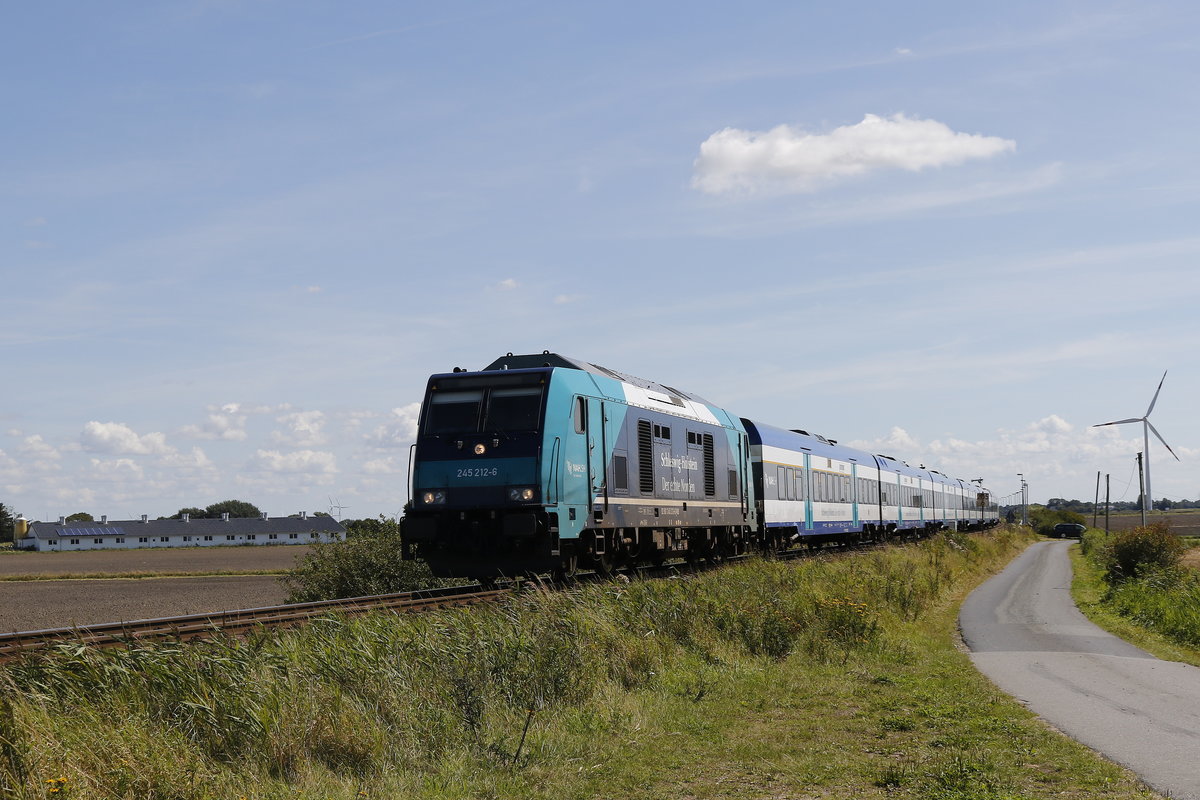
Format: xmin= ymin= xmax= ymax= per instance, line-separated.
xmin=0 ymin=583 xmax=508 ymax=662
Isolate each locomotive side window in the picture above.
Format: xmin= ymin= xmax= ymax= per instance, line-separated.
xmin=574 ymin=396 xmax=586 ymax=434
xmin=728 ymin=469 xmax=738 ymax=498
xmin=485 ymin=387 xmax=543 ymax=432
xmin=425 ymin=390 xmax=484 ymax=434
xmin=613 ymin=454 xmax=629 ymax=492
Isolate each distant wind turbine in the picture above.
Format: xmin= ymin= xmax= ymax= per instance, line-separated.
xmin=1093 ymin=370 xmax=1180 ymax=509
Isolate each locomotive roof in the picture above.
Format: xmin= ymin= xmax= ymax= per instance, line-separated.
xmin=480 ymin=352 xmax=717 ymax=407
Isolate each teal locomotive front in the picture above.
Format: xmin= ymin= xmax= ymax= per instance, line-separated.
xmin=402 ymin=353 xmax=756 ymax=578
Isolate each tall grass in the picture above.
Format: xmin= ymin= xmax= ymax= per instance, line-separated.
xmin=1079 ymin=524 xmax=1200 ymax=649
xmin=0 ymin=526 xmax=1144 ymax=799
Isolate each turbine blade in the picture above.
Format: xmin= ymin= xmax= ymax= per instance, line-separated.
xmin=1146 ymin=370 xmax=1168 ymax=416
xmin=1146 ymin=420 xmax=1181 ymax=461
xmin=1093 ymin=417 xmax=1143 ymax=427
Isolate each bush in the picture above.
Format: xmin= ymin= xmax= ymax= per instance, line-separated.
xmin=1100 ymin=523 xmax=1184 ymax=584
xmin=1028 ymin=507 xmax=1088 ymax=537
xmin=282 ymin=516 xmax=446 ymax=601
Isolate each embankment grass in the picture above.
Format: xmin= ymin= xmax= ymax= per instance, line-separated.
xmin=0 ymin=527 xmax=1160 ymax=799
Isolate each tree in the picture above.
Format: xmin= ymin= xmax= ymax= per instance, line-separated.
xmin=0 ymin=503 xmax=14 ymax=545
xmin=66 ymin=512 xmax=94 ymax=523
xmin=204 ymin=500 xmax=262 ymax=519
xmin=1155 ymin=498 xmax=1172 ymax=511
xmin=170 ymin=507 xmax=208 ymax=520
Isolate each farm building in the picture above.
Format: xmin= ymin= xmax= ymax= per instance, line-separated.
xmin=16 ymin=512 xmax=345 ymax=552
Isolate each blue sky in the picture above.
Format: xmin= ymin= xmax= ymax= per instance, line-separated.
xmin=3 ymin=1 xmax=1198 ymax=521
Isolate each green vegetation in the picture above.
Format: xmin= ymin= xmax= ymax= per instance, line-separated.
xmin=0 ymin=526 xmax=1158 ymax=799
xmin=282 ymin=517 xmax=446 ymax=602
xmin=0 ymin=502 xmax=15 ymax=545
xmin=1027 ymin=506 xmax=1087 ymax=537
xmin=167 ymin=500 xmax=264 ymax=520
xmin=1073 ymin=525 xmax=1200 ymax=652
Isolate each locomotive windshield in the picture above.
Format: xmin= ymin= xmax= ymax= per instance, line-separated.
xmin=422 ymin=375 xmax=545 ymax=435
xmin=425 ymin=390 xmax=484 ymax=434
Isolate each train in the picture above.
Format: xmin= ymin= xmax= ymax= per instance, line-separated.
xmin=400 ymin=352 xmax=999 ymax=578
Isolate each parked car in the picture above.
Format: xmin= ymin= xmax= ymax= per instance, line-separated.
xmin=1052 ymin=522 xmax=1087 ymax=538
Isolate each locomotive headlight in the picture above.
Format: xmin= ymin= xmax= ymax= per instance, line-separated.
xmin=421 ymin=490 xmax=447 ymax=505
xmin=507 ymin=487 xmax=536 ymax=502
xmin=474 ymin=443 xmax=487 ymax=455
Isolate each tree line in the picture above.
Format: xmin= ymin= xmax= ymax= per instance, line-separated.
xmin=1042 ymin=496 xmax=1200 ymax=513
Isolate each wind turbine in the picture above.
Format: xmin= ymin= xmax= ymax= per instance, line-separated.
xmin=327 ymin=496 xmax=349 ymax=521
xmin=1093 ymin=370 xmax=1180 ymax=510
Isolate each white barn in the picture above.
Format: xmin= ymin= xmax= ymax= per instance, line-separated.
xmin=16 ymin=512 xmax=345 ymax=552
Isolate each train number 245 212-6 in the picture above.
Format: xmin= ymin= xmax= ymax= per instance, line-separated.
xmin=457 ymin=467 xmax=499 ymax=478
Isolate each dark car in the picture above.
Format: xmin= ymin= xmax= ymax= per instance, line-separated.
xmin=1052 ymin=522 xmax=1087 ymax=538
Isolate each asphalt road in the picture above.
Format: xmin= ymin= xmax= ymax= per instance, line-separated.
xmin=960 ymin=540 xmax=1200 ymax=800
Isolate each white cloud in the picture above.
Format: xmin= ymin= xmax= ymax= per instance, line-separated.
xmin=362 ymin=457 xmax=402 ymax=474
xmin=895 ymin=47 xmax=913 ymax=56
xmin=365 ymin=403 xmax=421 ymax=448
xmin=18 ymin=434 xmax=60 ymax=460
xmin=272 ymin=410 xmax=327 ymax=447
xmin=495 ymin=278 xmax=519 ymax=290
xmin=181 ymin=408 xmax=249 ymax=441
xmin=847 ymin=414 xmax=1197 ymax=504
xmin=157 ymin=447 xmax=215 ymax=470
xmin=554 ymin=294 xmax=583 ymax=304
xmin=250 ymin=449 xmax=338 ymax=474
xmin=88 ymin=457 xmax=145 ymax=481
xmin=80 ymin=421 xmax=174 ymax=455
xmin=691 ymin=113 xmax=1016 ymax=195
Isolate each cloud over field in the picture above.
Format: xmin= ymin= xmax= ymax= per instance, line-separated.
xmin=692 ymin=113 xmax=1015 ymax=195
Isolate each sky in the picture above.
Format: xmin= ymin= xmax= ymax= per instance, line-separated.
xmin=3 ymin=1 xmax=1198 ymax=522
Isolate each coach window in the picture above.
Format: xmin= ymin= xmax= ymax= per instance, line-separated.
xmin=777 ymin=466 xmax=787 ymax=500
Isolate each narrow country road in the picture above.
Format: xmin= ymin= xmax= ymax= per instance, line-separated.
xmin=960 ymin=540 xmax=1200 ymax=800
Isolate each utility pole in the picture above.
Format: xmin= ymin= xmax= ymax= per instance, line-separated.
xmin=1017 ymin=473 xmax=1028 ymax=526
xmin=1137 ymin=452 xmax=1147 ymax=528
xmin=1105 ymin=473 xmax=1110 ymax=535
xmin=1093 ymin=471 xmax=1101 ymax=528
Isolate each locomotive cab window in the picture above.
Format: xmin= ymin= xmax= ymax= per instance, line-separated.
xmin=425 ymin=390 xmax=483 ymax=434
xmin=485 ymin=387 xmax=543 ymax=431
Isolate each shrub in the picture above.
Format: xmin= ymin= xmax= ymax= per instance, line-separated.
xmin=1101 ymin=523 xmax=1184 ymax=584
xmin=1028 ymin=507 xmax=1087 ymax=537
xmin=282 ymin=516 xmax=446 ymax=601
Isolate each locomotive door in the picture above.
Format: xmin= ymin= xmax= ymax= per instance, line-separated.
xmin=584 ymin=398 xmax=608 ymax=514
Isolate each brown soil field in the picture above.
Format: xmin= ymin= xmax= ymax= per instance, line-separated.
xmin=1091 ymin=510 xmax=1200 ymax=535
xmin=0 ymin=575 xmax=288 ymax=634
xmin=0 ymin=544 xmax=311 ymax=578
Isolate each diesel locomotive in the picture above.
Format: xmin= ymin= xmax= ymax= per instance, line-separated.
xmin=401 ymin=352 xmax=998 ymax=578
